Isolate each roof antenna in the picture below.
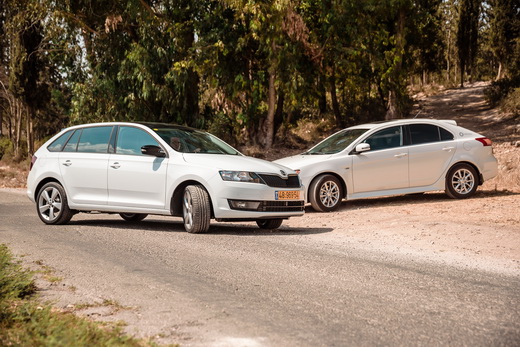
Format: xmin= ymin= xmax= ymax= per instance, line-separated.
xmin=414 ymin=110 xmax=421 ymax=119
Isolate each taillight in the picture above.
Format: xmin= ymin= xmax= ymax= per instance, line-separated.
xmin=476 ymin=137 xmax=492 ymax=146
xmin=30 ymin=155 xmax=37 ymax=170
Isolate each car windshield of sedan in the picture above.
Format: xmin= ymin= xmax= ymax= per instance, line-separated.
xmin=151 ymin=127 xmax=240 ymax=155
xmin=305 ymin=128 xmax=369 ymax=154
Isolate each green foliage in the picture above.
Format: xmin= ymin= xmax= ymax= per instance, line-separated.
xmin=0 ymin=244 xmax=36 ymax=301
xmin=0 ymin=137 xmax=14 ymax=160
xmin=1 ymin=0 xmax=515 ymax=154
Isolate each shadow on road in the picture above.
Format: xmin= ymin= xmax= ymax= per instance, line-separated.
xmin=67 ymin=218 xmax=332 ymax=236
xmin=302 ymin=189 xmax=519 ymax=213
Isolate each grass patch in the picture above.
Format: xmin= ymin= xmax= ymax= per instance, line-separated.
xmin=0 ymin=244 xmax=172 ymax=346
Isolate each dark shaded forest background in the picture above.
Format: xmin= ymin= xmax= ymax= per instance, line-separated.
xmin=0 ymin=0 xmax=518 ymax=161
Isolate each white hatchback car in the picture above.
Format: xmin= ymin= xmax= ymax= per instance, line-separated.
xmin=27 ymin=122 xmax=304 ymax=232
xmin=275 ymin=119 xmax=498 ymax=212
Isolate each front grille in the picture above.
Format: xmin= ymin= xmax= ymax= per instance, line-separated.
xmin=258 ymin=200 xmax=305 ymax=212
xmin=259 ymin=174 xmax=301 ymax=188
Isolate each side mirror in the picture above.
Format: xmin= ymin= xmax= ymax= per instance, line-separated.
xmin=354 ymin=143 xmax=371 ymax=154
xmin=141 ymin=145 xmax=166 ymax=157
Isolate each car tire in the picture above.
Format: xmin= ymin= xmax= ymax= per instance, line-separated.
xmin=119 ymin=213 xmax=148 ymax=222
xmin=256 ymin=219 xmax=283 ymax=229
xmin=183 ymin=185 xmax=211 ymax=233
xmin=445 ymin=163 xmax=479 ymax=199
xmin=36 ymin=182 xmax=73 ymax=225
xmin=309 ymin=174 xmax=343 ymax=212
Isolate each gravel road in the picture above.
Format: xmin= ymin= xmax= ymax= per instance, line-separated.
xmin=1 ymin=188 xmax=519 ymax=346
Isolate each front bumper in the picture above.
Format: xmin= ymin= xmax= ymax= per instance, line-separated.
xmin=209 ymin=180 xmax=305 ymax=220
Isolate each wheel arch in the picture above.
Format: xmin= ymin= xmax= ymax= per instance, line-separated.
xmin=34 ymin=177 xmax=63 ymax=202
xmin=170 ymin=180 xmax=214 ymax=218
xmin=447 ymin=161 xmax=483 ymax=185
xmin=307 ymin=172 xmax=347 ymax=202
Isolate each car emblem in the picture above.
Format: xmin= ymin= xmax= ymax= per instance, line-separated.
xmin=280 ymin=170 xmax=287 ymax=177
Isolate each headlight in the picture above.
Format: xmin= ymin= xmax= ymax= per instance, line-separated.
xmin=219 ymin=171 xmax=263 ymax=183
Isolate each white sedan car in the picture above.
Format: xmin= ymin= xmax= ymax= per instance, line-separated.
xmin=275 ymin=119 xmax=498 ymax=212
xmin=27 ymin=122 xmax=304 ymax=232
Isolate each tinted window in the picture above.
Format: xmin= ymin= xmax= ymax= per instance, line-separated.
xmin=77 ymin=126 xmax=113 ymax=153
xmin=440 ymin=127 xmax=454 ymax=141
xmin=63 ymin=130 xmax=81 ymax=152
xmin=116 ymin=126 xmax=160 ymax=155
xmin=364 ymin=126 xmax=402 ymax=151
xmin=409 ymin=124 xmax=442 ymax=144
xmin=47 ymin=130 xmax=73 ymax=152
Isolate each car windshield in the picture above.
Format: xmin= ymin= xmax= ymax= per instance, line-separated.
xmin=306 ymin=128 xmax=369 ymax=154
xmin=150 ymin=126 xmax=240 ymax=155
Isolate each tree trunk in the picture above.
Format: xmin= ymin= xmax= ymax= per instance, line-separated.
xmin=263 ymin=71 xmax=276 ymax=149
xmin=496 ymin=61 xmax=503 ymax=81
xmin=385 ymin=7 xmax=406 ymax=120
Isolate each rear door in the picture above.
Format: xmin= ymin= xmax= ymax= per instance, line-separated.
xmin=59 ymin=126 xmax=113 ymax=205
xmin=407 ymin=124 xmax=456 ymax=187
xmin=107 ymin=126 xmax=169 ymax=209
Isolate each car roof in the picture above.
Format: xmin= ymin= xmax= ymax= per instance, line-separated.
xmin=347 ymin=118 xmax=457 ymax=130
xmin=62 ymin=121 xmax=203 ymax=133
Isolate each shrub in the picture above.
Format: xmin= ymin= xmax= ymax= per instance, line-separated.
xmin=0 ymin=136 xmax=14 ymax=161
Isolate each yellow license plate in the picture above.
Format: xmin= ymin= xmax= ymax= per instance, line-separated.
xmin=275 ymin=190 xmax=300 ymax=200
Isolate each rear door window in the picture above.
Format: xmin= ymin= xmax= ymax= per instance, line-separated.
xmin=76 ymin=126 xmax=113 ymax=153
xmin=409 ymin=124 xmax=453 ymax=144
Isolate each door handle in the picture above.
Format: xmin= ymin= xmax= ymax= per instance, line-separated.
xmin=110 ymin=162 xmax=121 ymax=169
xmin=394 ymin=153 xmax=408 ymax=158
xmin=62 ymin=160 xmax=72 ymax=167
xmin=442 ymin=146 xmax=455 ymax=152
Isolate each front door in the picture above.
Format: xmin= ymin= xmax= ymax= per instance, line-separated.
xmin=107 ymin=126 xmax=168 ymax=209
xmin=352 ymin=126 xmax=409 ymax=193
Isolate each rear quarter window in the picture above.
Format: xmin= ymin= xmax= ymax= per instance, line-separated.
xmin=47 ymin=130 xmax=73 ymax=152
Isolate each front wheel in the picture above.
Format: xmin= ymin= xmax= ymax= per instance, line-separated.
xmin=445 ymin=163 xmax=478 ymax=199
xmin=119 ymin=213 xmax=148 ymax=222
xmin=256 ymin=219 xmax=283 ymax=230
xmin=309 ymin=174 xmax=343 ymax=212
xmin=36 ymin=182 xmax=73 ymax=225
xmin=183 ymin=185 xmax=211 ymax=233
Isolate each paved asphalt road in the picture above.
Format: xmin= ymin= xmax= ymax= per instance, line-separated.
xmin=1 ymin=189 xmax=519 ymax=346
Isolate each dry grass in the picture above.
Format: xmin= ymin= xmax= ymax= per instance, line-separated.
xmin=484 ymin=142 xmax=520 ymax=193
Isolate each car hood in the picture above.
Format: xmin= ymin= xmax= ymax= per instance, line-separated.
xmin=275 ymin=154 xmax=333 ymax=170
xmin=182 ymin=154 xmax=296 ymax=174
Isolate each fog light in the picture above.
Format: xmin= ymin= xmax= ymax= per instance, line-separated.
xmin=229 ymin=200 xmax=261 ymax=210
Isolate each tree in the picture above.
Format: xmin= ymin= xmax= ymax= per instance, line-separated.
xmin=457 ymin=0 xmax=481 ymax=87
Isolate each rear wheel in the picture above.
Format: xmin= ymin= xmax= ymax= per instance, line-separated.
xmin=183 ymin=185 xmax=211 ymax=233
xmin=309 ymin=174 xmax=343 ymax=212
xmin=256 ymin=219 xmax=283 ymax=230
xmin=119 ymin=213 xmax=148 ymax=222
xmin=445 ymin=163 xmax=478 ymax=199
xmin=36 ymin=182 xmax=73 ymax=225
